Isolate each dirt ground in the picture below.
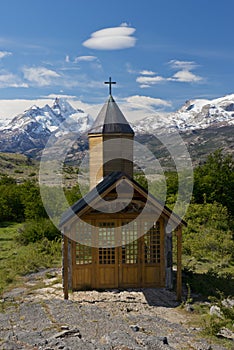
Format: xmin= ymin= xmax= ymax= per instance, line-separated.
xmin=0 ymin=268 xmax=229 ymax=350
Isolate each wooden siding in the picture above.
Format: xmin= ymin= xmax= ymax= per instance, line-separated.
xmin=89 ymin=134 xmax=103 ymax=189
xmin=70 ymin=218 xmax=165 ymax=290
xmin=89 ymin=134 xmax=134 ymax=189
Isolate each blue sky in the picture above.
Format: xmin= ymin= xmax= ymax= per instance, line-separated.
xmin=0 ymin=0 xmax=234 ymax=121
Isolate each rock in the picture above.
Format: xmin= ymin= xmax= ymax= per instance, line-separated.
xmin=209 ymin=305 xmax=223 ymax=318
xmin=99 ymin=334 xmax=111 ymax=344
xmin=61 ymin=325 xmax=70 ymax=330
xmin=1 ymin=268 xmax=228 ymax=350
xmin=0 ymin=341 xmax=22 ymax=350
xmin=130 ymin=324 xmax=140 ymax=332
xmin=185 ymin=304 xmax=194 ymax=313
xmin=158 ymin=336 xmax=169 ymax=345
xmin=217 ymin=327 xmax=234 ymax=340
xmin=51 ymin=328 xmax=81 ymax=339
xmin=222 ymin=298 xmax=234 ymax=308
xmin=111 ymin=289 xmax=120 ymax=294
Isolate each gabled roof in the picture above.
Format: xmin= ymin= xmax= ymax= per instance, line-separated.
xmin=88 ymin=95 xmax=134 ymax=135
xmin=59 ymin=171 xmax=186 ymax=228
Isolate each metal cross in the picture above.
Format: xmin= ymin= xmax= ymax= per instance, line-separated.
xmin=104 ymin=77 xmax=116 ymax=95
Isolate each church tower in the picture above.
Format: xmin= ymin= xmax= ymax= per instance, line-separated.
xmin=88 ymin=78 xmax=134 ymax=189
xmin=61 ymin=78 xmax=185 ymax=299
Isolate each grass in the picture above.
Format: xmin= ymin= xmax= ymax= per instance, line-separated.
xmin=0 ymin=222 xmax=62 ymax=296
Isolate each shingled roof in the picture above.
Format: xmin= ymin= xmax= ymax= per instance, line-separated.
xmin=88 ymin=95 xmax=134 ymax=135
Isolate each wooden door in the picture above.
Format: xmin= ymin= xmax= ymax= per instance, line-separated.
xmin=119 ymin=221 xmax=140 ymax=287
xmin=96 ymin=221 xmax=119 ymax=289
xmin=141 ymin=220 xmax=164 ymax=287
xmin=71 ymin=221 xmax=94 ymax=291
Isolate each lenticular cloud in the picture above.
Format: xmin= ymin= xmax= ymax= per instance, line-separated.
xmin=83 ymin=26 xmax=136 ymax=50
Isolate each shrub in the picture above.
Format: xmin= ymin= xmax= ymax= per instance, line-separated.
xmin=17 ymin=219 xmax=61 ymax=245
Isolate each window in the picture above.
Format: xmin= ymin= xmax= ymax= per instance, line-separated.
xmin=121 ymin=221 xmax=138 ymax=264
xmin=75 ymin=221 xmax=92 ymax=264
xmin=99 ymin=247 xmax=115 ymax=264
xmin=98 ymin=222 xmax=115 ymax=264
xmin=144 ymin=221 xmax=160 ymax=264
xmin=76 ymin=243 xmax=92 ymax=264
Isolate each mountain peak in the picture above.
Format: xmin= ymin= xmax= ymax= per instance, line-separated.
xmin=51 ymin=97 xmax=84 ymax=118
xmin=133 ymin=94 xmax=234 ymax=134
xmin=0 ymin=98 xmax=93 ymax=156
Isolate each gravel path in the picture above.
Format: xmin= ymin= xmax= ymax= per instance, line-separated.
xmin=0 ymin=268 xmax=228 ymax=350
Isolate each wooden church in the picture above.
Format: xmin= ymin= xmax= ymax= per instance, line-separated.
xmin=60 ymin=79 xmax=186 ymax=300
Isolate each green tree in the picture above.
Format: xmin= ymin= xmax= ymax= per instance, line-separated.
xmin=64 ymin=184 xmax=83 ymax=205
xmin=183 ymin=202 xmax=234 ymax=262
xmin=19 ymin=181 xmax=47 ymax=220
xmin=0 ymin=182 xmax=24 ymax=222
xmin=193 ymin=149 xmax=234 ymax=216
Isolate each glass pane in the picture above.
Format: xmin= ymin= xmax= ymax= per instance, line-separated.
xmin=144 ymin=221 xmax=160 ymax=264
xmin=75 ymin=221 xmax=92 ymax=264
xmin=98 ymin=222 xmax=115 ymax=264
xmin=121 ymin=221 xmax=138 ymax=264
xmin=76 ymin=243 xmax=92 ymax=264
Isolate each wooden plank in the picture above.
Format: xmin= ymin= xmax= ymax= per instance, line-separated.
xmin=92 ymin=247 xmax=97 ymax=289
xmin=115 ymin=247 xmax=119 ymax=287
xmin=71 ymin=225 xmax=77 ymax=291
xmin=89 ymin=135 xmax=103 ymax=189
xmin=121 ymin=266 xmax=138 ymax=286
xmin=138 ymin=236 xmax=143 ymax=287
xmin=160 ymin=218 xmax=165 ymax=287
xmin=176 ymin=225 xmax=182 ymax=301
xmin=63 ymin=234 xmax=69 ymax=300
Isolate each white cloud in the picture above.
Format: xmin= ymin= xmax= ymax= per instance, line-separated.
xmin=65 ymin=55 xmax=70 ymax=63
xmin=136 ymin=59 xmax=203 ymax=87
xmin=125 ymin=95 xmax=171 ymax=109
xmin=119 ymin=95 xmax=171 ymax=122
xmin=46 ymin=93 xmax=77 ymax=99
xmin=168 ymin=59 xmax=198 ymax=70
xmin=74 ymin=55 xmax=98 ymax=63
xmin=0 ymin=98 xmax=56 ymax=124
xmin=23 ymin=67 xmax=61 ymax=86
xmin=0 ymin=51 xmax=12 ymax=59
xmin=139 ymin=70 xmax=156 ymax=76
xmin=0 ymin=71 xmax=28 ymax=88
xmin=169 ymin=70 xmax=203 ymax=83
xmin=168 ymin=59 xmax=203 ymax=82
xmin=82 ymin=25 xmax=136 ymax=50
xmin=136 ymin=75 xmax=165 ymax=88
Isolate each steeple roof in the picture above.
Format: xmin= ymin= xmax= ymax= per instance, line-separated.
xmin=88 ymin=95 xmax=134 ymax=135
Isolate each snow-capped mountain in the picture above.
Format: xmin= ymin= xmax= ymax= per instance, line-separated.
xmin=133 ymin=94 xmax=234 ymax=134
xmin=0 ymin=94 xmax=233 ymax=163
xmin=0 ymin=98 xmax=93 ymax=155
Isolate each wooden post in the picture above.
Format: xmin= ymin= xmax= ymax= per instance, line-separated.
xmin=160 ymin=218 xmax=165 ymax=287
xmin=63 ymin=234 xmax=69 ymax=300
xmin=176 ymin=225 xmax=182 ymax=301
